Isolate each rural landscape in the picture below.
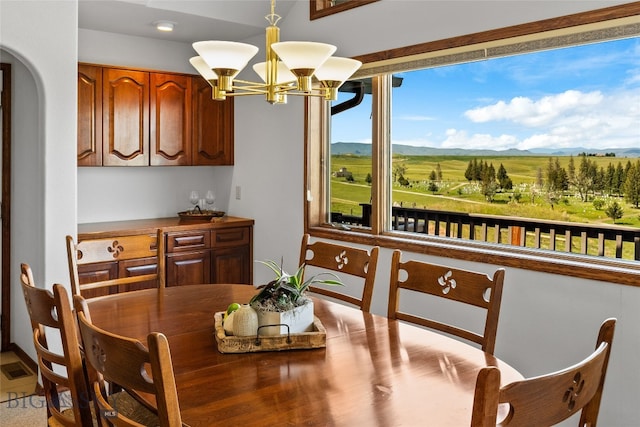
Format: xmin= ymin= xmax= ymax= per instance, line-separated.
xmin=330 ymin=143 xmax=640 ymax=229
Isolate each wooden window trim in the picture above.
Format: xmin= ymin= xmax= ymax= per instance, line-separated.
xmin=304 ymin=2 xmax=640 ymax=288
xmin=352 ymin=2 xmax=640 ymax=65
xmin=310 ymin=0 xmax=379 ymax=20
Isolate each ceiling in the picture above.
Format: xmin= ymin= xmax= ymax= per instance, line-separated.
xmin=78 ymin=0 xmax=299 ymax=44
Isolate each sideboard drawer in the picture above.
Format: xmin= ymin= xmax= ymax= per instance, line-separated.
xmin=166 ymin=230 xmax=211 ymax=252
xmin=211 ymin=227 xmax=250 ymax=248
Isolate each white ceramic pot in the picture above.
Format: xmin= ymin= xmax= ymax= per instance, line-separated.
xmin=256 ymin=299 xmax=314 ymax=336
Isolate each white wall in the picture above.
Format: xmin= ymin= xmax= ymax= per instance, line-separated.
xmin=77 ymin=166 xmax=234 ymax=223
xmin=1 ymin=0 xmax=78 ymax=360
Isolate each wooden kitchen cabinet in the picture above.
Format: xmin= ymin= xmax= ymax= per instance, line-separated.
xmin=75 ymin=235 xmax=160 ymax=297
xmin=212 ymin=246 xmax=251 ymax=284
xmin=119 ymin=257 xmax=160 ymax=292
xmin=102 ymin=68 xmax=150 ymax=166
xmin=211 ymin=227 xmax=251 ymax=284
xmin=166 ymin=250 xmax=211 ymax=287
xmin=77 ymin=63 xmax=233 ymax=167
xmin=151 ymin=73 xmax=192 ymax=166
xmin=78 ymin=216 xmax=254 ymax=287
xmin=166 ymin=229 xmax=211 ymax=286
xmin=77 ymin=64 xmax=103 ymax=166
xmin=192 ymin=77 xmax=234 ymax=165
xmin=165 ymin=226 xmax=251 ymax=286
xmin=76 ymin=261 xmax=117 ymax=299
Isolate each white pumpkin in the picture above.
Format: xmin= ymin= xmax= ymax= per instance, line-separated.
xmin=223 ymin=311 xmax=236 ymax=335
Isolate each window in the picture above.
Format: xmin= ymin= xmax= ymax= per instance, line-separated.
xmin=305 ymin=4 xmax=640 ymax=286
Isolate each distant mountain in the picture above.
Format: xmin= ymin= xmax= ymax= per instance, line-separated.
xmin=331 ymin=142 xmax=640 ymax=158
xmin=543 ymin=147 xmax=640 ymax=158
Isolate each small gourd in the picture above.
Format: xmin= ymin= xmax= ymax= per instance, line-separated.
xmin=233 ymin=304 xmax=258 ymax=337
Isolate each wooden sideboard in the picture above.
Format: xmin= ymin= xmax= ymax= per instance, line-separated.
xmin=77 ymin=216 xmax=253 ymax=289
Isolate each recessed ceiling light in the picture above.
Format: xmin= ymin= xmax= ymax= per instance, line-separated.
xmin=154 ymin=21 xmax=175 ymax=32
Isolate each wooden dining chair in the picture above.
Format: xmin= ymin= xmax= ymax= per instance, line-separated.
xmin=388 ymin=249 xmax=505 ymax=354
xmin=66 ymin=228 xmax=165 ymax=298
xmin=472 ymin=318 xmax=616 ymax=426
xmin=74 ymin=295 xmax=184 ymax=427
xmin=19 ymin=263 xmax=95 ymax=426
xmin=299 ymin=233 xmax=379 ymax=312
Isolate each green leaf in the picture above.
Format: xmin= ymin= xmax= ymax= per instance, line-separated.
xmin=256 ymin=259 xmax=284 ymax=279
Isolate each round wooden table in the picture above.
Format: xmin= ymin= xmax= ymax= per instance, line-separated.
xmin=86 ymin=284 xmax=522 ymax=426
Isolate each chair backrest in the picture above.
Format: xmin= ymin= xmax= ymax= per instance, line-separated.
xmin=66 ymin=228 xmax=165 ymax=298
xmin=299 ymin=233 xmax=379 ymax=312
xmin=388 ymin=249 xmax=505 ymax=354
xmin=75 ymin=295 xmax=183 ymax=427
xmin=472 ymin=318 xmax=616 ymax=427
xmin=19 ymin=263 xmax=94 ymax=426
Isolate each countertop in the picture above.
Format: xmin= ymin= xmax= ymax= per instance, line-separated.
xmin=78 ymin=216 xmax=254 ymax=239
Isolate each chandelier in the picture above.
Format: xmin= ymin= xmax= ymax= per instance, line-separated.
xmin=189 ymin=0 xmax=361 ymax=104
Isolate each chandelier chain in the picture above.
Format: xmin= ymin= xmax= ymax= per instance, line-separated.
xmin=266 ymin=0 xmax=281 ymax=27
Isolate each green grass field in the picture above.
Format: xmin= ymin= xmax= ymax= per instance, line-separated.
xmin=330 ymin=154 xmax=640 ymax=228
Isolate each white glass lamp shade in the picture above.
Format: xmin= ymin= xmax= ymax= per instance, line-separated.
xmin=189 ymin=56 xmax=226 ymax=100
xmin=270 ymin=41 xmax=336 ymax=74
xmin=189 ymin=56 xmax=218 ymax=81
xmin=271 ymin=41 xmax=336 ymax=92
xmin=192 ymin=41 xmax=259 ymax=73
xmin=252 ymin=61 xmax=296 ymax=84
xmin=193 ymin=41 xmax=258 ymax=92
xmin=314 ymin=57 xmax=362 ymax=84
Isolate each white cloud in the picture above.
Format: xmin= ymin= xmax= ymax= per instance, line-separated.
xmin=464 ymin=90 xmax=604 ymax=127
xmin=439 ymin=129 xmax=520 ymax=151
xmin=452 ymin=88 xmax=640 ymax=150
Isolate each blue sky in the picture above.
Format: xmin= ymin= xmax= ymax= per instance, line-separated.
xmin=331 ymin=36 xmax=640 ymax=152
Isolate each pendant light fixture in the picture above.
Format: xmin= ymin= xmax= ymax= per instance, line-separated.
xmin=189 ymin=0 xmax=361 ymax=104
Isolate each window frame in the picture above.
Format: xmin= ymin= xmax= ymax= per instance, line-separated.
xmin=304 ymin=2 xmax=640 ymax=287
xmin=310 ymin=0 xmax=379 ymax=21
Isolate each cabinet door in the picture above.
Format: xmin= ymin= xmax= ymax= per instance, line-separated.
xmin=150 ymin=73 xmax=192 ymax=166
xmin=103 ymin=68 xmax=149 ymax=166
xmin=192 ymin=77 xmax=234 ymax=165
xmin=77 ymin=261 xmax=117 ymax=298
xmin=77 ymin=64 xmax=102 ymax=166
xmin=211 ymin=246 xmax=251 ymax=284
xmin=166 ymin=251 xmax=211 ymax=286
xmin=119 ymin=256 xmax=158 ymax=292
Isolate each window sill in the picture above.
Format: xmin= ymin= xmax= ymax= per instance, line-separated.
xmin=307 ymin=225 xmax=640 ymax=287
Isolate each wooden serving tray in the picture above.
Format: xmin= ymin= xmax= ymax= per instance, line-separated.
xmin=213 ymin=312 xmax=327 ymax=353
xmin=177 ymin=210 xmax=225 ymax=221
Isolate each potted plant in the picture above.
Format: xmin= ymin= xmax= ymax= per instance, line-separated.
xmin=250 ymin=259 xmax=343 ymax=336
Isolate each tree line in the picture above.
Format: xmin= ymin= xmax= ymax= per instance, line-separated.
xmin=382 ymin=155 xmax=640 ymax=215
xmin=540 ymin=155 xmax=640 ymax=208
xmin=461 ymin=155 xmax=640 ymax=219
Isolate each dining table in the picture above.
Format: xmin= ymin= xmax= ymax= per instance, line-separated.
xmin=85 ymin=284 xmax=523 ymax=426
